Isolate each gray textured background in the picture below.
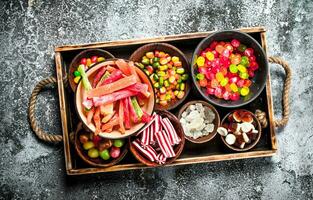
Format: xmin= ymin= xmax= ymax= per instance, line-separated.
xmin=0 ymin=0 xmax=312 ymax=199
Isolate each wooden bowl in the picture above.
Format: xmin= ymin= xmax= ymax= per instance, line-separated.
xmin=69 ymin=49 xmax=115 ymax=92
xmin=129 ymin=43 xmax=191 ymax=110
xmin=191 ymin=30 xmax=268 ymax=108
xmin=177 ymin=100 xmax=220 ymax=144
xmin=220 ymin=109 xmax=262 ymax=152
xmin=75 ymin=59 xmax=155 ymax=139
xmin=129 ymin=109 xmax=185 ymax=167
xmin=74 ymin=122 xmax=128 ymax=167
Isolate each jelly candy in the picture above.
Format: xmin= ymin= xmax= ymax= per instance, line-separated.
xmin=237 ymin=64 xmax=247 ymax=73
xmin=199 ymin=79 xmax=208 ymax=87
xmin=230 ymin=83 xmax=238 ymax=92
xmin=230 ymin=92 xmax=240 ymax=101
xmin=240 ymin=56 xmax=249 ymax=66
xmin=244 ymin=80 xmax=252 ymax=87
xmin=237 ymin=44 xmax=247 ymax=52
xmin=223 ymin=91 xmax=231 ymax=100
xmin=229 ymin=76 xmax=239 ymax=83
xmin=222 ymin=49 xmax=231 ymax=57
xmin=248 ymin=70 xmax=255 ymax=78
xmin=240 ymin=87 xmax=250 ymax=96
xmin=216 ymin=72 xmax=224 ymax=82
xmin=214 ymin=87 xmax=223 ymax=98
xmin=206 ymin=51 xmax=215 ymax=61
xmin=220 ymin=78 xmax=229 ymax=87
xmin=210 ymin=41 xmax=218 ymax=50
xmin=237 ymin=79 xmax=245 ymax=87
xmin=231 ymin=55 xmax=241 ymax=65
xmin=231 ymin=39 xmax=240 ymax=48
xmin=225 ymin=84 xmax=232 ymax=92
xmin=215 ymin=44 xmax=225 ymax=54
xmin=196 ymin=56 xmax=205 ymax=67
xmin=220 ymin=67 xmax=228 ymax=76
xmin=211 ymin=79 xmax=219 ymax=88
xmin=244 ymin=48 xmax=254 ymax=57
xmin=207 ymin=87 xmax=215 ymax=95
xmin=229 ymin=64 xmax=238 ymax=73
xmin=224 ymin=43 xmax=234 ymax=52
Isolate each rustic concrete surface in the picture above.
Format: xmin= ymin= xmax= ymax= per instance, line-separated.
xmin=0 ymin=0 xmax=312 ymax=199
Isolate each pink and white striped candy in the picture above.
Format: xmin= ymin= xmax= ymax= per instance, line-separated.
xmin=132 ymin=140 xmax=157 ymax=161
xmin=140 ymin=128 xmax=150 ymax=146
xmin=149 ymin=123 xmax=156 ymax=145
xmin=161 ymin=117 xmax=181 ymax=146
xmin=155 ymin=130 xmax=175 ymax=158
xmin=156 ymin=153 xmax=167 ymax=165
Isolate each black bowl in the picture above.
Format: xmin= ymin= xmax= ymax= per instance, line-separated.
xmin=191 ymin=30 xmax=268 ymax=108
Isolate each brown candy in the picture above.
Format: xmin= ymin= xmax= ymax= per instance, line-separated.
xmin=79 ymin=134 xmax=89 ymax=144
xmin=98 ymin=139 xmax=113 ymax=151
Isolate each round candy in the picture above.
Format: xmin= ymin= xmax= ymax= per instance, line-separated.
xmin=196 ymin=56 xmax=205 ymax=67
xmin=100 ymin=149 xmax=110 ymax=160
xmin=83 ymin=141 xmax=94 ymax=150
xmin=74 ymin=70 xmax=81 ymax=77
xmin=211 ymin=79 xmax=219 ymax=88
xmin=88 ymin=148 xmax=99 ymax=158
xmin=231 ymin=39 xmax=240 ymax=48
xmin=240 ymin=56 xmax=249 ymax=66
xmin=238 ymin=44 xmax=247 ymax=52
xmin=206 ymin=51 xmax=215 ymax=61
xmin=113 ymin=139 xmax=124 ymax=148
xmin=240 ymin=87 xmax=250 ymax=96
xmin=110 ymin=146 xmax=121 ymax=158
xmin=229 ymin=64 xmax=238 ymax=73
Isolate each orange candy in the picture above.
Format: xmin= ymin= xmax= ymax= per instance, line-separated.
xmin=211 ymin=79 xmax=219 ymax=88
xmin=215 ymin=45 xmax=225 ymax=54
xmin=199 ymin=79 xmax=208 ymax=87
xmin=231 ymin=55 xmax=241 ymax=65
xmin=244 ymin=79 xmax=252 ymax=87
xmin=225 ymin=84 xmax=232 ymax=92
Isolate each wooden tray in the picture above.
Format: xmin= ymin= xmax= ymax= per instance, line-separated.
xmin=54 ymin=27 xmax=277 ymax=175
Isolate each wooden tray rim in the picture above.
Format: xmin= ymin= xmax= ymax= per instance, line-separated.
xmin=54 ymin=26 xmax=277 ymax=175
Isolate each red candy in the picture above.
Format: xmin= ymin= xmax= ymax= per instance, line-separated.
xmin=80 ymin=58 xmax=87 ymax=65
xmin=91 ymin=56 xmax=98 ymax=63
xmin=195 ymin=39 xmax=259 ymax=101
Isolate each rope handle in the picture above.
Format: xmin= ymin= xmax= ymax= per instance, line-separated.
xmin=28 ymin=76 xmax=63 ymax=143
xmin=254 ymin=57 xmax=291 ymax=128
xmin=268 ymin=56 xmax=292 ymax=127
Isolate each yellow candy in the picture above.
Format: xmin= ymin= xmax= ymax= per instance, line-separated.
xmin=172 ymin=56 xmax=180 ymax=62
xmin=230 ymin=83 xmax=238 ymax=92
xmin=97 ymin=57 xmax=105 ymax=62
xmin=86 ymin=58 xmax=92 ymax=67
xmin=206 ymin=52 xmax=215 ymax=61
xmin=215 ymin=72 xmax=224 ymax=82
xmin=240 ymin=87 xmax=250 ymax=96
xmin=237 ymin=64 xmax=247 ymax=73
xmin=74 ymin=76 xmax=81 ymax=84
xmin=196 ymin=56 xmax=205 ymax=67
xmin=220 ymin=78 xmax=229 ymax=86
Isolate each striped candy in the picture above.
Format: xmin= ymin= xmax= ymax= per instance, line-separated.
xmin=161 ymin=117 xmax=181 ymax=145
xmin=155 ymin=130 xmax=175 ymax=158
xmin=132 ymin=140 xmax=157 ymax=161
xmin=156 ymin=153 xmax=167 ymax=165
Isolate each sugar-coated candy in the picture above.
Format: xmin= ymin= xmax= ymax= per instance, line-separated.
xmin=196 ymin=56 xmax=205 ymax=67
xmin=231 ymin=39 xmax=240 ymax=48
xmin=240 ymin=87 xmax=250 ymax=96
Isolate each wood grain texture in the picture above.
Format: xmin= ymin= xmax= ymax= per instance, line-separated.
xmin=54 ymin=27 xmax=277 ymax=175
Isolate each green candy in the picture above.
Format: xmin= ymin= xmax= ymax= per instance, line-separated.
xmin=142 ymin=58 xmax=150 ymax=65
xmin=229 ymin=64 xmax=238 ymax=73
xmin=152 ymin=62 xmax=160 ymax=69
xmin=240 ymin=56 xmax=249 ymax=66
xmin=196 ymin=73 xmax=205 ymax=80
xmin=181 ymin=74 xmax=189 ymax=81
xmin=88 ymin=148 xmax=99 ymax=158
xmin=73 ymin=70 xmax=81 ymax=77
xmin=239 ymin=72 xmax=249 ymax=79
xmin=152 ymin=57 xmax=160 ymax=63
xmin=176 ymin=68 xmax=185 ymax=74
xmin=100 ymin=149 xmax=110 ymax=160
xmin=135 ymin=62 xmax=145 ymax=69
xmin=238 ymin=44 xmax=247 ymax=52
xmin=114 ymin=139 xmax=124 ymax=148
